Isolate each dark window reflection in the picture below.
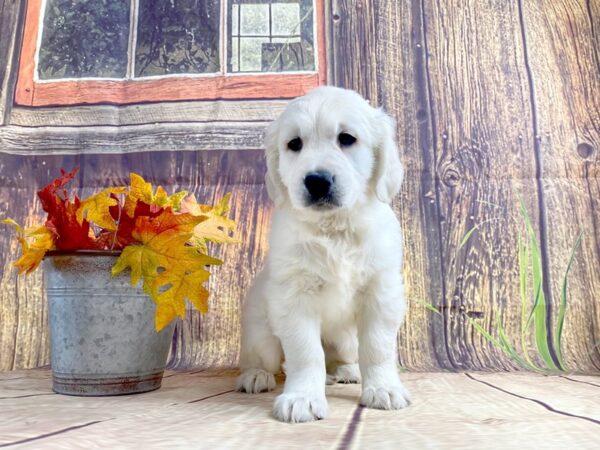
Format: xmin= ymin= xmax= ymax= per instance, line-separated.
xmin=38 ymin=0 xmax=130 ymax=79
xmin=228 ymin=0 xmax=315 ymax=73
xmin=135 ymin=0 xmax=220 ymax=77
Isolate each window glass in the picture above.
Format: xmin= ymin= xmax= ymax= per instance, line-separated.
xmin=228 ymin=0 xmax=315 ymax=73
xmin=38 ymin=0 xmax=130 ymax=79
xmin=135 ymin=0 xmax=220 ymax=77
xmin=36 ymin=0 xmax=316 ymax=80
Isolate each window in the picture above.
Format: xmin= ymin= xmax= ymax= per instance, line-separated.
xmin=16 ymin=0 xmax=326 ymax=106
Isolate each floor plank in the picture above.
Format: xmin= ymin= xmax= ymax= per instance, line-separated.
xmin=0 ymin=370 xmax=599 ymax=449
xmin=466 ymin=372 xmax=600 ymax=422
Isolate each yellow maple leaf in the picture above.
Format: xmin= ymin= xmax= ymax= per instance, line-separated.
xmin=1 ymin=219 xmax=55 ymax=274
xmin=111 ymin=209 xmax=222 ymax=330
xmin=124 ymin=173 xmax=188 ymax=217
xmin=76 ymin=187 xmax=126 ymax=231
xmin=153 ymin=268 xmax=211 ymax=331
xmin=180 ymin=193 xmax=238 ymax=252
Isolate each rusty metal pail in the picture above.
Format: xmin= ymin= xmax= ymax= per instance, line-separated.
xmin=44 ymin=252 xmax=175 ymax=396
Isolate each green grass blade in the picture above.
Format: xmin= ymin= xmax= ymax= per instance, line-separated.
xmin=417 ymin=300 xmax=441 ymax=315
xmin=459 ymin=219 xmax=495 ymax=249
xmin=518 ymin=195 xmax=559 ymax=371
xmin=518 ymin=233 xmax=539 ymax=370
xmin=553 ymin=231 xmax=583 ymax=370
xmin=497 ymin=317 xmax=542 ymax=372
xmin=518 ymin=233 xmax=528 ymax=330
xmin=468 ymin=318 xmax=504 ymax=349
xmin=460 ymin=226 xmax=479 ymax=249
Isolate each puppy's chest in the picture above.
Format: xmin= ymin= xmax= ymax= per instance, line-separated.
xmin=299 ymin=232 xmax=372 ymax=295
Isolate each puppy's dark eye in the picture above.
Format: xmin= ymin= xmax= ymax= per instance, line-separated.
xmin=338 ymin=133 xmax=357 ymax=147
xmin=287 ymin=137 xmax=303 ymax=152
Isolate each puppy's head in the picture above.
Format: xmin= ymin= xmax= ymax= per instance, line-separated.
xmin=264 ymin=86 xmax=403 ymax=212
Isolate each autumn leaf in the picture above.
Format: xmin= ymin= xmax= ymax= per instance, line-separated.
xmin=111 ymin=209 xmax=221 ymax=330
xmin=37 ymin=168 xmax=98 ymax=250
xmin=180 ymin=193 xmax=237 ymax=252
xmin=37 ymin=167 xmax=79 ymax=215
xmin=96 ymin=196 xmax=165 ymax=250
xmin=111 ymin=209 xmax=221 ymax=317
xmin=153 ymin=268 xmax=211 ymax=331
xmin=124 ymin=173 xmax=188 ymax=217
xmin=76 ymin=187 xmax=126 ymax=231
xmin=1 ymin=219 xmax=55 ymax=274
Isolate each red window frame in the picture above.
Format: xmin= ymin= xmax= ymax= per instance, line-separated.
xmin=15 ymin=0 xmax=327 ymax=106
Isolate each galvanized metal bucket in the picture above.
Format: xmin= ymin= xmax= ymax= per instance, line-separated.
xmin=44 ymin=252 xmax=175 ymax=396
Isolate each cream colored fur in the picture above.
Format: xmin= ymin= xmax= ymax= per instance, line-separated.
xmin=236 ymin=86 xmax=409 ymax=423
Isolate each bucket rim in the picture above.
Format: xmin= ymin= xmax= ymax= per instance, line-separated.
xmin=45 ymin=250 xmax=122 ymax=257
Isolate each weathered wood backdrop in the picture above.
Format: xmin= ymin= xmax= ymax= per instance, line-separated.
xmin=0 ymin=0 xmax=598 ymax=373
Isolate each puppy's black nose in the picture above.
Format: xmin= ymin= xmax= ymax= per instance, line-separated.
xmin=304 ymin=171 xmax=334 ymax=202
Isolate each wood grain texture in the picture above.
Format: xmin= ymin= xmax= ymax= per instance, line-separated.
xmin=330 ymin=0 xmax=550 ymax=370
xmin=373 ymin=0 xmax=448 ymax=370
xmin=21 ymin=73 xmax=324 ymax=107
xmin=2 ymin=370 xmax=599 ymax=448
xmin=412 ymin=0 xmax=547 ymax=370
xmin=466 ymin=372 xmax=600 ymax=421
xmin=358 ymin=372 xmax=600 ymax=448
xmin=0 ymin=0 xmax=24 ymax=124
xmin=10 ymin=100 xmax=289 ymax=127
xmin=329 ymin=0 xmax=378 ymax=102
xmin=0 ymin=122 xmax=267 ymax=154
xmin=521 ymin=0 xmax=600 ymax=372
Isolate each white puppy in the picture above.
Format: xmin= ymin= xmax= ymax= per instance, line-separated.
xmin=236 ymin=86 xmax=409 ymax=423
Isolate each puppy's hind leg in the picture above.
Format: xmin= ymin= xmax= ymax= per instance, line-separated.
xmin=236 ymin=272 xmax=282 ymax=394
xmin=323 ymin=326 xmax=361 ymax=385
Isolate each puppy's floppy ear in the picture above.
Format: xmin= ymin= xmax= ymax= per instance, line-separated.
xmin=371 ymin=109 xmax=404 ymax=203
xmin=264 ymin=120 xmax=286 ymax=206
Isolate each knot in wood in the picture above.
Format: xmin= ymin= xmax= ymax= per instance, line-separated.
xmin=439 ymin=146 xmax=485 ymax=187
xmin=576 ymin=142 xmax=594 ymax=159
xmin=440 ymin=160 xmax=462 ymax=187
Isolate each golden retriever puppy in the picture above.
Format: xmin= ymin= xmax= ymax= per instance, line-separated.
xmin=236 ymin=86 xmax=409 ymax=423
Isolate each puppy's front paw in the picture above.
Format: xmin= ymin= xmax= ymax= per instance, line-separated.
xmin=236 ymin=368 xmax=276 ymax=393
xmin=273 ymin=392 xmax=329 ymax=423
xmin=361 ymin=383 xmax=411 ymax=410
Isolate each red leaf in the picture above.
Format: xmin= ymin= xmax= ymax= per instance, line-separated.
xmin=37 ymin=168 xmax=98 ymax=250
xmin=98 ymin=196 xmax=166 ymax=250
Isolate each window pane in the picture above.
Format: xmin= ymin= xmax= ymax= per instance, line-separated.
xmin=38 ymin=0 xmax=130 ymax=79
xmin=228 ymin=0 xmax=316 ymax=73
xmin=135 ymin=0 xmax=220 ymax=77
xmin=240 ymin=4 xmax=269 ymax=36
xmin=271 ymin=3 xmax=299 ymax=36
xmin=240 ymin=37 xmax=269 ymax=71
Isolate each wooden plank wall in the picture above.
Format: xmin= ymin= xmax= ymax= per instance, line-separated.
xmin=330 ymin=0 xmax=599 ymax=372
xmin=0 ymin=0 xmax=599 ymax=373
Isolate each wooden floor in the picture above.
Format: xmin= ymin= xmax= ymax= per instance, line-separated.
xmin=1 ymin=370 xmax=599 ymax=449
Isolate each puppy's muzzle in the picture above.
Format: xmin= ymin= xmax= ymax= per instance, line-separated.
xmin=304 ymin=170 xmax=337 ymax=206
